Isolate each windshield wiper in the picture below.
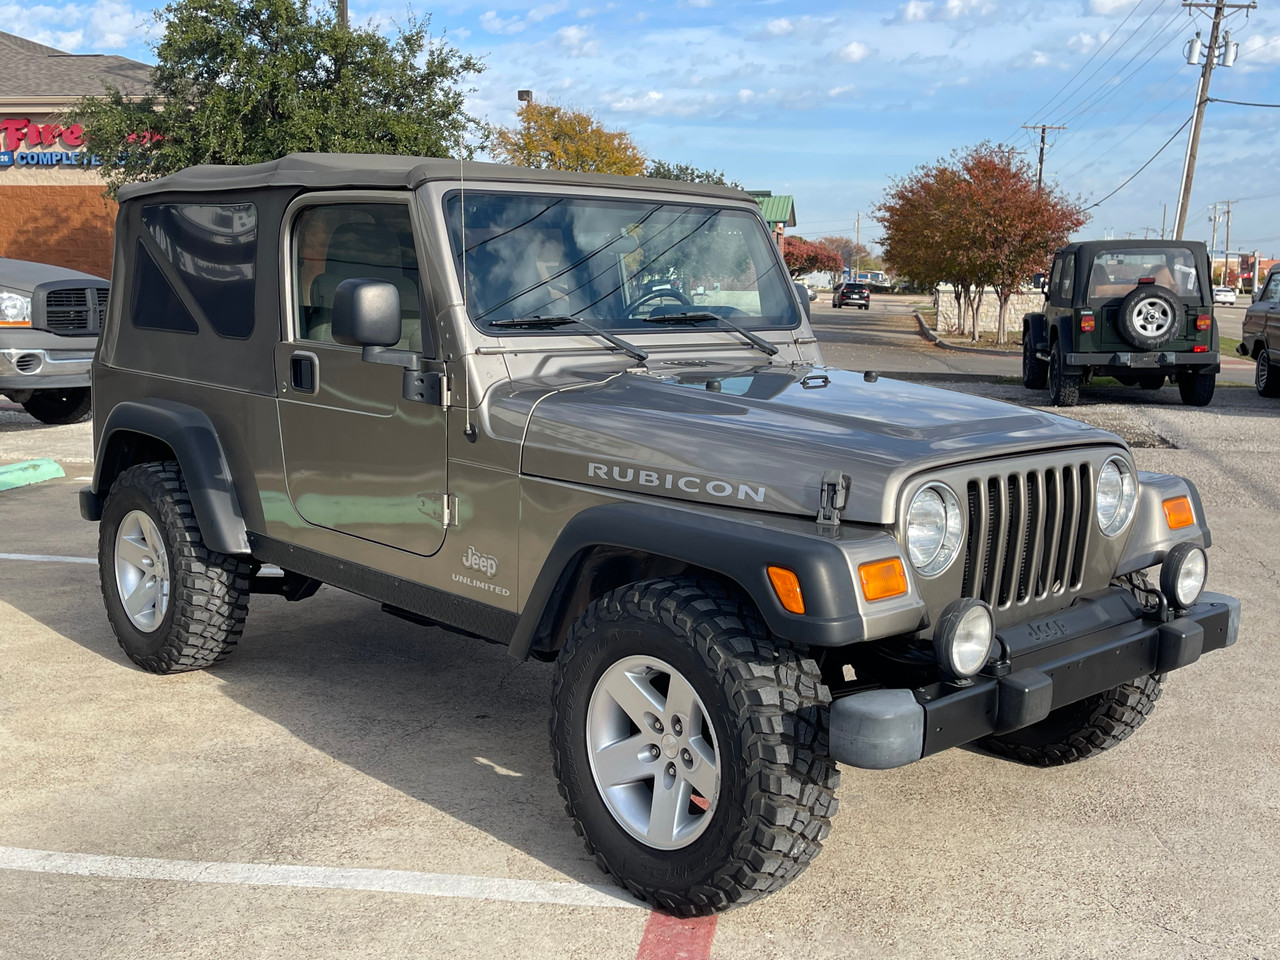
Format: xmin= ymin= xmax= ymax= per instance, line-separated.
xmin=489 ymin=315 xmax=648 ymax=363
xmin=641 ymin=312 xmax=779 ymax=357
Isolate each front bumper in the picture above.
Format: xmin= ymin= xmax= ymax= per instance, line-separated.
xmin=0 ymin=347 xmax=94 ymax=390
xmin=829 ymin=588 xmax=1239 ymax=770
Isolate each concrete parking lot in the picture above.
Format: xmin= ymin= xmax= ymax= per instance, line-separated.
xmin=2 ymin=352 xmax=1278 ymax=958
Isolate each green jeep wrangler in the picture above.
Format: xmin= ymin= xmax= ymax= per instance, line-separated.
xmin=1023 ymin=240 xmax=1219 ymax=407
xmin=80 ymin=156 xmax=1238 ymax=914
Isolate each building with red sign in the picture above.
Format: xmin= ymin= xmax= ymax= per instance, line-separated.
xmin=0 ymin=31 xmax=151 ymax=278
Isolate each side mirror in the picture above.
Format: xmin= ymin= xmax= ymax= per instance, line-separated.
xmin=332 ymin=278 xmax=401 ymax=348
xmin=793 ymin=281 xmax=812 ymax=320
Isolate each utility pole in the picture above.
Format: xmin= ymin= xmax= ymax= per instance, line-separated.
xmin=1022 ymin=124 xmax=1068 ymax=189
xmin=1210 ymin=201 xmax=1220 ymax=265
xmin=1224 ymin=199 xmax=1233 ymax=285
xmin=337 ymin=0 xmax=347 ymax=26
xmin=855 ymin=212 xmax=861 ymax=280
xmin=1161 ymin=203 xmax=1168 ymax=239
xmin=1174 ymin=0 xmax=1253 ymax=239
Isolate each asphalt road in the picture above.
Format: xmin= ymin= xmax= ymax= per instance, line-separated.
xmin=1 ymin=338 xmax=1278 ymax=958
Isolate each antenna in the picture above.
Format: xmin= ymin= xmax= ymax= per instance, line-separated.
xmin=458 ymin=135 xmax=477 ymax=443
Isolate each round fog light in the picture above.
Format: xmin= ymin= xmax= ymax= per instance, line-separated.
xmin=932 ymin=598 xmax=995 ymax=680
xmin=1160 ymin=542 xmax=1207 ymax=609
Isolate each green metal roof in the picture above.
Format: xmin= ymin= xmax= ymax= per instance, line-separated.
xmin=748 ymin=191 xmax=796 ymax=228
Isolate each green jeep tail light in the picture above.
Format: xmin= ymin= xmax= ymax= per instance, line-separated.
xmin=1080 ymin=311 xmax=1095 ymax=333
xmin=1196 ymin=314 xmax=1211 ymax=331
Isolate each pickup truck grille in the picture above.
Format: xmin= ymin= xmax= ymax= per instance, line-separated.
xmin=961 ymin=462 xmax=1094 ymax=610
xmin=44 ymin=287 xmax=107 ymax=333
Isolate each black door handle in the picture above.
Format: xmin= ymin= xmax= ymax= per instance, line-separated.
xmin=290 ymin=353 xmax=317 ymax=394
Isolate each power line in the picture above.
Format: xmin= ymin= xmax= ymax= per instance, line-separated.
xmin=1018 ymin=0 xmax=1157 ymax=132
xmin=1085 ymin=112 xmax=1195 ymax=210
xmin=1206 ymin=96 xmax=1280 ymax=106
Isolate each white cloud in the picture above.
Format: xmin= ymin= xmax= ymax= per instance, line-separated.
xmin=479 ymin=10 xmax=525 ymax=33
xmin=837 ymin=40 xmax=870 ymax=62
xmin=901 ymin=1 xmax=931 ymax=22
xmin=527 ymin=2 xmax=568 ymax=24
xmin=612 ymin=91 xmax=664 ymax=111
xmin=1236 ymin=34 xmax=1280 ymax=70
xmin=738 ymin=88 xmax=756 ymax=102
xmin=1088 ymin=0 xmax=1139 ymax=14
xmin=766 ymin=18 xmax=793 ymax=36
xmin=688 ymin=0 xmax=714 ymax=7
xmin=828 ymin=84 xmax=856 ymax=97
xmin=556 ymin=24 xmax=599 ymax=57
xmin=0 ymin=0 xmax=145 ymax=52
xmin=940 ymin=0 xmax=995 ymax=16
xmin=1030 ymin=50 xmax=1050 ymax=67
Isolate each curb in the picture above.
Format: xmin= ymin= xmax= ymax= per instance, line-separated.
xmin=911 ymin=311 xmax=1020 ymax=358
xmin=0 ymin=458 xmax=66 ymax=492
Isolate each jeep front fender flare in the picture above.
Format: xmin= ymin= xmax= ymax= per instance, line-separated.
xmin=508 ymin=501 xmax=927 ymax=660
xmin=81 ymin=399 xmax=250 ymax=555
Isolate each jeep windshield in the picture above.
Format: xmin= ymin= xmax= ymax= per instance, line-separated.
xmin=443 ymin=192 xmax=802 ymax=333
xmin=1087 ymin=246 xmax=1201 ymax=300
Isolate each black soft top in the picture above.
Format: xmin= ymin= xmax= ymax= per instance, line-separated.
xmin=117 ymin=152 xmax=751 ymax=203
xmin=1056 ymin=238 xmax=1209 ymax=258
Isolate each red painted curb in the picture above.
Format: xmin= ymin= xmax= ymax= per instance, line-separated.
xmin=636 ymin=912 xmax=718 ymax=960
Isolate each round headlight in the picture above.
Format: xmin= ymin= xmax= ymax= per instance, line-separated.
xmin=933 ymin=598 xmax=994 ymax=679
xmin=0 ymin=292 xmax=31 ymax=324
xmin=1096 ymin=456 xmax=1137 ymax=537
xmin=1160 ymin=542 xmax=1207 ymax=609
xmin=906 ymin=483 xmax=964 ymax=576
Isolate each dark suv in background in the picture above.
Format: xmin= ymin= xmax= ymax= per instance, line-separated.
xmin=832 ymin=281 xmax=870 ymax=309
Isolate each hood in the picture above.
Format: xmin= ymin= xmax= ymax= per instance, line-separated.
xmin=516 ymin=362 xmax=1122 ymax=524
xmin=0 ymin=258 xmax=109 ymax=292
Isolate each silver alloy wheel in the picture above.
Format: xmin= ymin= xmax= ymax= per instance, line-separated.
xmin=1259 ymin=351 xmax=1270 ymax=392
xmin=113 ymin=509 xmax=171 ymax=633
xmin=1128 ymin=297 xmax=1175 ymax=339
xmin=585 ymin=655 xmax=720 ymax=850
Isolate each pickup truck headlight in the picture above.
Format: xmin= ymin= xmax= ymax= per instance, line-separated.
xmin=0 ymin=291 xmax=32 ymax=327
xmin=906 ymin=482 xmax=963 ymax=576
xmin=1096 ymin=456 xmax=1137 ymax=537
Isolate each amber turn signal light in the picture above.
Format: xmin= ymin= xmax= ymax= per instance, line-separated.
xmin=858 ymin=558 xmax=908 ymax=602
xmin=767 ymin=566 xmax=805 ymax=614
xmin=1196 ymin=315 xmax=1212 ymax=331
xmin=1163 ymin=496 xmax=1195 ymax=529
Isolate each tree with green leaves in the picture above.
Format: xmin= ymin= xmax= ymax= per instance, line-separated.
xmin=71 ymin=0 xmax=485 ymax=196
xmin=491 ymin=100 xmax=644 ymax=175
xmin=645 ymin=160 xmax=741 ymax=189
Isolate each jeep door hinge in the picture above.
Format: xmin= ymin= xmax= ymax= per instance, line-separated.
xmin=817 ymin=470 xmax=848 ymax=529
xmin=421 ymin=493 xmax=459 ymax=528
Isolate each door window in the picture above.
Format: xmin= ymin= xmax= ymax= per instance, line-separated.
xmin=1263 ymin=270 xmax=1280 ymax=303
xmin=292 ymin=202 xmax=428 ymax=355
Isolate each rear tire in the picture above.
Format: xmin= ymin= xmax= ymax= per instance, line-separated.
xmin=1178 ymin=370 xmax=1215 ymax=406
xmin=21 ymin=387 xmax=91 ymax=425
xmin=99 ymin=461 xmax=251 ymax=673
xmin=1048 ymin=340 xmax=1079 ymax=406
xmin=1257 ymin=349 xmax=1280 ymax=397
xmin=550 ymin=577 xmax=839 ymax=915
xmin=982 ymin=674 xmax=1163 ymax=766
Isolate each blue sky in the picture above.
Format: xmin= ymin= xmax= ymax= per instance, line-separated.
xmin=7 ymin=0 xmax=1280 ymax=257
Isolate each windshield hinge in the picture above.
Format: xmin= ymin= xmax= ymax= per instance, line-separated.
xmin=816 ymin=470 xmax=848 ymax=529
xmin=422 ymin=493 xmax=458 ymax=528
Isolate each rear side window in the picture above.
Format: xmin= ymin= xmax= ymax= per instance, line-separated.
xmin=130 ymin=240 xmax=199 ymax=334
xmin=1059 ymin=254 xmax=1076 ymax=302
xmin=138 ymin=202 xmax=258 ymax=339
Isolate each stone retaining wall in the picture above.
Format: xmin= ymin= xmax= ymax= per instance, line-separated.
xmin=933 ymin=285 xmax=1043 ymax=336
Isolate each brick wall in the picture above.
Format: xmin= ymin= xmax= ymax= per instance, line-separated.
xmin=0 ymin=185 xmax=116 ymax=279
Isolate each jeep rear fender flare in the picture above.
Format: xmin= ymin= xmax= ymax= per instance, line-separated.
xmin=85 ymin=399 xmax=250 ymax=555
xmin=508 ymin=501 xmax=877 ymax=660
xmin=1023 ymin=312 xmax=1048 ymax=351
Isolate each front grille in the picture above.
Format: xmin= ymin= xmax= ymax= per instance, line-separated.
xmin=44 ymin=287 xmax=106 ymax=333
xmin=960 ymin=463 xmax=1094 ymax=610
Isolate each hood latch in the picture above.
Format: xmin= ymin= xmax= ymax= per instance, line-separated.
xmin=817 ymin=470 xmax=848 ymax=529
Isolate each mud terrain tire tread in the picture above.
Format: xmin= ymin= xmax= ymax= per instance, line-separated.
xmin=1178 ymin=370 xmax=1215 ymax=407
xmin=1048 ymin=340 xmax=1079 ymax=406
xmin=981 ymin=673 xmax=1163 ymax=767
xmin=99 ymin=461 xmax=251 ymax=673
xmin=550 ymin=577 xmax=839 ymax=915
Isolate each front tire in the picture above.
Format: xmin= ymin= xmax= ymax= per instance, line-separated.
xmin=1178 ymin=370 xmax=1215 ymax=406
xmin=21 ymin=387 xmax=91 ymax=425
xmin=550 ymin=577 xmax=839 ymax=915
xmin=1048 ymin=340 xmax=1079 ymax=406
xmin=99 ymin=461 xmax=251 ymax=673
xmin=1022 ymin=329 xmax=1048 ymax=389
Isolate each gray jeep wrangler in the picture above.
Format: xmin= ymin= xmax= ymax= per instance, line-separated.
xmin=80 ymin=154 xmax=1240 ymax=914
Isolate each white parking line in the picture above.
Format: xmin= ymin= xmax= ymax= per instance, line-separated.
xmin=0 ymin=846 xmax=642 ymax=910
xmin=0 ymin=552 xmax=96 ymax=565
